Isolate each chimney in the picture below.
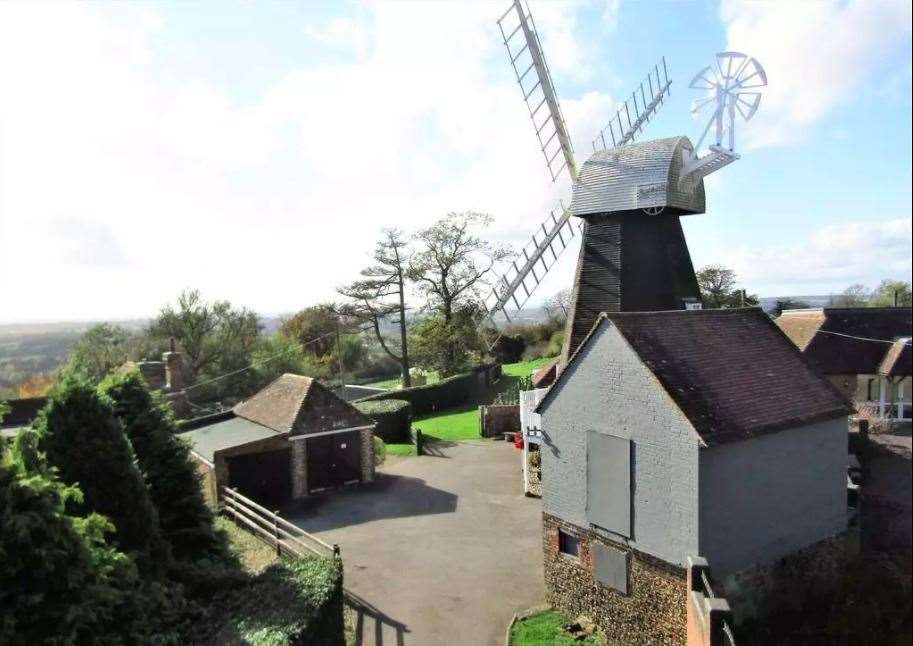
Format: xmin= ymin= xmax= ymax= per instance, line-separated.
xmin=163 ymin=338 xmax=184 ymax=392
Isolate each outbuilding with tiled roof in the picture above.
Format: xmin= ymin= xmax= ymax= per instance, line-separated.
xmin=776 ymin=307 xmax=911 ymax=420
xmin=179 ymin=374 xmax=375 ymax=506
xmin=533 ymin=308 xmax=851 ymax=635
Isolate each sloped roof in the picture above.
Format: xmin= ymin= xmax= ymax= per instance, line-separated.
xmin=178 ymin=415 xmax=282 ymax=462
xmin=531 ymin=359 xmax=557 ymax=388
xmin=233 ymin=373 xmax=371 ymax=436
xmin=879 ymin=338 xmax=912 ymax=377
xmin=540 ymin=308 xmax=851 ymax=447
xmin=777 ymin=307 xmax=912 ymax=375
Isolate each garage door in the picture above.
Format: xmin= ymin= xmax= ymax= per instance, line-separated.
xmin=307 ymin=431 xmax=362 ymax=492
xmin=227 ymin=448 xmax=292 ymax=507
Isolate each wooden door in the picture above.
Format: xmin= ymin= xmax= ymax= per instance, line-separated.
xmin=307 ymin=431 xmax=362 ymax=492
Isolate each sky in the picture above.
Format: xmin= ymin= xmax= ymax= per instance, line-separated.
xmin=0 ymin=0 xmax=910 ymax=323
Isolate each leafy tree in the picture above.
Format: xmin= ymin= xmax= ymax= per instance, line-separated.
xmin=0 ymin=400 xmax=8 ymax=424
xmin=773 ymin=298 xmax=811 ymax=316
xmin=408 ymin=212 xmax=511 ymax=321
xmin=279 ymin=304 xmax=341 ymax=358
xmin=148 ymin=289 xmax=261 ymax=385
xmin=409 ymin=307 xmax=482 ymax=376
xmin=869 ymin=279 xmax=912 ymax=307
xmin=829 ymin=283 xmax=871 ymax=308
xmin=1 ymin=441 xmax=150 ymax=644
xmin=246 ymin=333 xmax=330 ymax=393
xmin=17 ymin=373 xmax=55 ymax=398
xmin=696 ymin=264 xmax=758 ymax=309
xmin=100 ymin=371 xmax=231 ymax=566
xmin=338 ymin=229 xmax=413 ymax=387
xmin=408 ymin=212 xmax=510 ymax=367
xmin=67 ymin=323 xmax=140 ymax=384
xmin=27 ymin=374 xmax=170 ymax=576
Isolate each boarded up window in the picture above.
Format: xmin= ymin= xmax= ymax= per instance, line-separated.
xmin=558 ymin=529 xmax=579 ymax=558
xmin=586 ymin=432 xmax=631 ymax=537
xmin=592 ymin=541 xmax=629 ymax=594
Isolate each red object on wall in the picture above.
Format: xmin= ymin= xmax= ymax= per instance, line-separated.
xmin=514 ymin=432 xmax=524 ymax=449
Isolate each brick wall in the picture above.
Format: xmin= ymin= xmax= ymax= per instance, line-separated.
xmin=359 ymin=427 xmax=375 ymax=484
xmin=291 ymin=438 xmax=308 ymax=499
xmin=540 ymin=323 xmax=701 ymax=566
xmin=543 ymin=513 xmax=687 ymax=645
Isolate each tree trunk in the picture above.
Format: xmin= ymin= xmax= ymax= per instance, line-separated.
xmin=398 ymin=272 xmax=411 ymax=388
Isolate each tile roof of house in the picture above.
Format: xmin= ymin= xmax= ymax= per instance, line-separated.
xmin=540 ymin=308 xmax=851 ymax=447
xmin=879 ymin=338 xmax=912 ymax=377
xmin=776 ymin=307 xmax=912 ymax=375
xmin=531 ymin=359 xmax=557 ymax=388
xmin=178 ymin=414 xmax=282 ymax=463
xmin=233 ymin=373 xmax=371 ymax=436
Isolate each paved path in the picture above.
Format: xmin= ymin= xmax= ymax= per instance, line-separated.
xmin=285 ymin=440 xmax=545 ymax=646
xmin=862 ymin=426 xmax=912 ymax=553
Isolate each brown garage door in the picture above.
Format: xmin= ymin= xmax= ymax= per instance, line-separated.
xmin=227 ymin=448 xmax=292 ymax=507
xmin=307 ymin=431 xmax=361 ymax=492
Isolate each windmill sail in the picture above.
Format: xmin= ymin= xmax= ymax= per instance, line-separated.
xmin=592 ymin=59 xmax=671 ymax=151
xmin=498 ymin=0 xmax=577 ymax=182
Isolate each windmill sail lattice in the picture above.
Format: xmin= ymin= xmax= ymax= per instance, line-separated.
xmin=592 ymin=59 xmax=671 ymax=152
xmin=498 ymin=0 xmax=577 ymax=183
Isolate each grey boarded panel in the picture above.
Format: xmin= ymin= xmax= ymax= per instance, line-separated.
xmin=592 ymin=541 xmax=629 ymax=594
xmin=586 ymin=431 xmax=631 ymax=537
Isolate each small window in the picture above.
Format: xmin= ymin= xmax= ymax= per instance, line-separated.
xmin=558 ymin=529 xmax=579 ymax=558
xmin=867 ymin=378 xmax=878 ymax=401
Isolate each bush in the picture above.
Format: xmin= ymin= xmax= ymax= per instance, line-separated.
xmin=100 ymin=370 xmax=232 ymax=567
xmin=373 ymin=436 xmax=386 ymax=466
xmin=0 ymin=446 xmax=153 ymax=644
xmin=209 ymin=556 xmax=345 ymax=645
xmin=355 ymin=366 xmax=497 ymax=416
xmin=354 ymin=399 xmax=412 ymax=443
xmin=27 ymin=374 xmax=170 ymax=576
xmin=491 ymin=334 xmax=526 ymax=364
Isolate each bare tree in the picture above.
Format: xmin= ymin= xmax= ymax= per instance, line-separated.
xmin=407 ymin=211 xmax=512 ymax=322
xmin=544 ymin=288 xmax=572 ymax=321
xmin=829 ymin=284 xmax=871 ymax=308
xmin=338 ymin=229 xmax=413 ymax=387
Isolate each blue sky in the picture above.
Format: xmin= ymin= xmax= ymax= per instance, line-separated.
xmin=0 ymin=0 xmax=910 ymax=322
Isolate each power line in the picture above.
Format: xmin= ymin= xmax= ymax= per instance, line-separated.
xmin=182 ymin=330 xmax=337 ymax=394
xmin=816 ymin=329 xmax=912 ymax=346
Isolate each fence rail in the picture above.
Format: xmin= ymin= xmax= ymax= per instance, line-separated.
xmin=219 ymin=486 xmax=339 ymax=559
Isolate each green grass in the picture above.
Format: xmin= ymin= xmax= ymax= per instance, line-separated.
xmin=385 ymin=443 xmax=416 ymax=456
xmin=509 ymin=611 xmax=606 ymax=646
xmin=364 ymin=371 xmax=442 ymax=391
xmin=413 ymin=404 xmax=480 ymax=442
xmin=502 ymin=357 xmax=554 ymax=378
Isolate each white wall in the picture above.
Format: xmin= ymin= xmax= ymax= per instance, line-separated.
xmin=540 ymin=323 xmax=702 ymax=567
xmin=698 ymin=417 xmax=847 ymax=576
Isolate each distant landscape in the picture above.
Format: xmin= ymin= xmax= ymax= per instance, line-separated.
xmin=0 ymin=297 xmax=829 ymax=399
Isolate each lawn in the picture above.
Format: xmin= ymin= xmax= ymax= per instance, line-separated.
xmin=411 ymin=357 xmax=557 ymax=443
xmin=510 ymin=611 xmax=606 ymax=646
xmin=216 ymin=515 xmax=278 ymax=574
xmin=385 ymin=442 xmax=416 ymax=456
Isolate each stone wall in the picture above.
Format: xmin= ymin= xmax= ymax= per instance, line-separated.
xmin=720 ymin=534 xmax=848 ymax=627
xmin=291 ymin=438 xmax=308 ymax=499
xmin=543 ymin=513 xmax=687 ymax=645
xmin=359 ymin=427 xmax=375 ymax=484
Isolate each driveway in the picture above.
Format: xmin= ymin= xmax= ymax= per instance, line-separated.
xmin=862 ymin=426 xmax=912 ymax=553
xmin=285 ymin=440 xmax=545 ymax=646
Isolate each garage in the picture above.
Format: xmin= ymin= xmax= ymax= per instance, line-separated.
xmin=179 ymin=373 xmax=376 ymax=507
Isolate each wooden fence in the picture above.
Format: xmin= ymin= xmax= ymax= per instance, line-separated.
xmin=219 ymin=486 xmax=339 ymax=559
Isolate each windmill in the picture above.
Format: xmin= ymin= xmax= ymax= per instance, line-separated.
xmin=485 ymin=1 xmax=766 ymax=365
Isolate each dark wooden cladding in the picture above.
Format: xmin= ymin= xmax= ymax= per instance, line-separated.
xmin=561 ymin=211 xmax=701 ymax=364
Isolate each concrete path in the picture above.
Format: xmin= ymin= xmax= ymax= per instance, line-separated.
xmin=284 ymin=440 xmax=545 ymax=646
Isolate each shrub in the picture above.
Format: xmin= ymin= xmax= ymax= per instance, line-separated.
xmin=0 ymin=446 xmax=152 ymax=644
xmin=547 ymin=330 xmax=565 ymax=358
xmin=100 ymin=370 xmax=232 ymax=567
xmin=354 ymin=399 xmax=412 ymax=443
xmin=209 ymin=556 xmax=345 ymax=646
xmin=491 ymin=334 xmax=526 ymax=364
xmin=356 ymin=370 xmax=481 ymax=415
xmin=373 ymin=436 xmax=386 ymax=466
xmin=27 ymin=374 xmax=170 ymax=576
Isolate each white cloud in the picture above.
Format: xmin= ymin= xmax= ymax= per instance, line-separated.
xmin=0 ymin=1 xmax=607 ymax=322
xmin=720 ymin=0 xmax=912 ymax=149
xmin=304 ymin=17 xmax=370 ymax=60
xmin=719 ymin=218 xmax=913 ymax=294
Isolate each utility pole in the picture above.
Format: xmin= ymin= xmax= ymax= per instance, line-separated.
xmin=335 ymin=320 xmax=346 ymax=391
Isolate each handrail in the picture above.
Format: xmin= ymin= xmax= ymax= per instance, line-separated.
xmin=219 ymin=486 xmax=339 ymax=559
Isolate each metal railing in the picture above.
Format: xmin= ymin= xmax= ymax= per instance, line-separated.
xmin=697 ymin=565 xmax=736 ymax=646
xmin=219 ymin=486 xmax=339 ymax=559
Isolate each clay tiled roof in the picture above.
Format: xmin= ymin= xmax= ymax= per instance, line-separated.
xmin=233 ymin=374 xmax=372 ymax=437
xmin=777 ymin=307 xmax=912 ymax=375
xmin=531 ymin=359 xmax=557 ymax=388
xmin=541 ymin=309 xmax=851 ymax=447
xmin=879 ymin=338 xmax=912 ymax=377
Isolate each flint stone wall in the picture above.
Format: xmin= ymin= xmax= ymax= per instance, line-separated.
xmin=543 ymin=513 xmax=686 ymax=645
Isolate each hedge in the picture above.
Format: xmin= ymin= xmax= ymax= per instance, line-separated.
xmin=354 ymin=400 xmax=411 ymax=444
xmin=211 ymin=556 xmax=345 ymax=645
xmin=355 ymin=364 xmax=501 ymax=416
